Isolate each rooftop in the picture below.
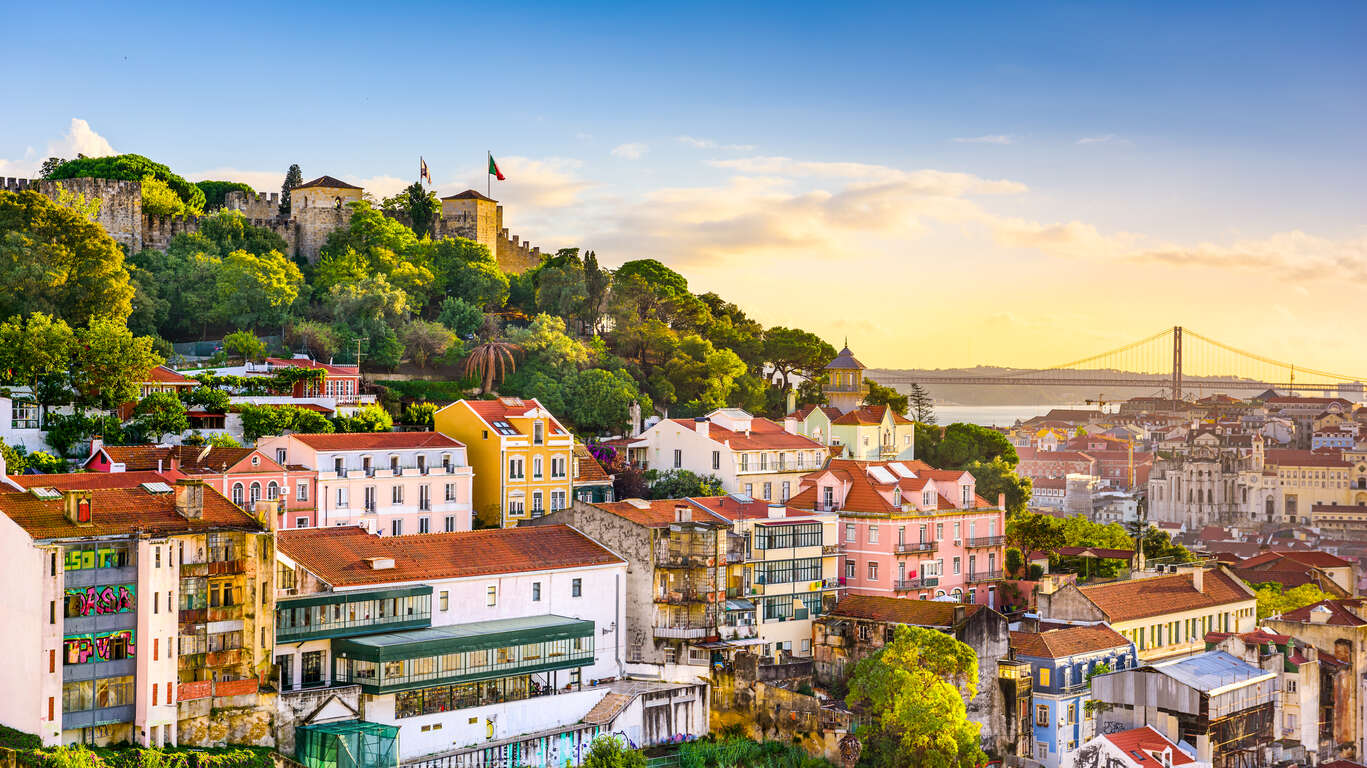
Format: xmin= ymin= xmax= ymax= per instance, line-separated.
xmin=1010 ymin=624 xmax=1132 ymax=659
xmin=446 ymin=398 xmax=569 ymax=438
xmin=1277 ymin=598 xmax=1367 ymax=627
xmin=1151 ymin=650 xmax=1275 ymax=692
xmin=0 ymin=479 xmax=265 ymax=541
xmin=1076 ymin=569 xmax=1252 ymax=623
xmin=92 ymin=444 xmax=267 ymax=474
xmin=668 ymin=414 xmax=823 ymax=451
xmin=441 ymin=189 xmax=496 ymax=202
xmin=572 ymin=444 xmax=612 ymax=486
xmin=824 ymin=345 xmax=865 ymax=371
xmin=295 ymin=175 xmax=362 ymax=190
xmin=1101 ymin=726 xmax=1196 ymax=768
xmin=586 ymin=497 xmax=729 ymax=529
xmin=826 ymin=594 xmax=984 ymax=628
xmin=285 ymin=431 xmax=464 ymax=452
xmin=276 ymin=524 xmax=623 ymax=587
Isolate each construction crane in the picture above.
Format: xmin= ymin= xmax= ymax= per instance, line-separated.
xmin=1083 ymin=394 xmax=1136 ymax=489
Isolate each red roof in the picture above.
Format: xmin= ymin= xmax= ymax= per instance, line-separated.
xmin=831 ymin=405 xmax=914 ymax=426
xmin=295 ymin=175 xmax=362 ymax=190
xmin=1264 ymin=449 xmax=1349 ymax=468
xmin=827 ymin=594 xmax=984 ymax=627
xmin=10 ymin=470 xmax=184 ymax=489
xmin=0 ymin=482 xmax=264 ymax=540
xmin=1102 ymin=726 xmax=1196 ymax=768
xmin=455 ymin=398 xmax=570 ymax=437
xmin=276 ymin=524 xmax=624 ymax=587
xmin=690 ymin=495 xmax=819 ymax=521
xmin=264 ymin=357 xmax=359 ymax=377
xmin=144 ymin=365 xmax=196 ymax=384
xmin=588 ymin=498 xmax=728 ymax=528
xmin=1077 ymin=569 xmax=1252 ymax=623
xmin=1010 ymin=624 xmax=1132 ymax=658
xmin=788 ymin=458 xmax=985 ymax=514
xmin=572 ymin=444 xmax=612 ymax=485
xmin=287 ymin=431 xmax=464 ymax=451
xmin=93 ymin=445 xmax=276 ymax=475
xmin=788 ymin=404 xmax=842 ymax=421
xmin=1239 ymin=550 xmax=1353 ymax=569
xmin=670 ymin=416 xmax=822 ymax=451
xmin=1278 ymin=598 xmax=1367 ymax=627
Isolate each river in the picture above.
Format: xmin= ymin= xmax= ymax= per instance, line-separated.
xmin=931 ymin=403 xmax=1114 ymax=427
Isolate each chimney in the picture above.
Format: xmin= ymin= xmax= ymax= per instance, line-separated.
xmin=62 ymin=489 xmax=94 ymax=527
xmin=254 ymin=496 xmax=281 ymax=532
xmin=767 ymin=503 xmax=785 ymax=519
xmin=364 ymin=556 xmax=395 ymax=570
xmin=694 ymin=416 xmax=709 ymax=439
xmin=997 ymin=492 xmax=1005 ymax=509
xmin=783 ymin=415 xmax=798 ymax=435
xmin=168 ymin=454 xmax=179 ymax=473
xmin=89 ymin=435 xmax=103 ymax=459
xmin=1189 ymin=566 xmax=1203 ymax=593
xmin=953 ymin=604 xmax=967 ymax=626
xmin=785 ymin=389 xmax=796 ymax=415
xmin=175 ymin=479 xmax=205 ymax=520
xmin=1309 ymin=604 xmax=1333 ymax=624
xmin=674 ymin=504 xmax=692 ymax=523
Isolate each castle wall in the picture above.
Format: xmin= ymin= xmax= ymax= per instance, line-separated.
xmin=293 ymin=205 xmax=351 ymax=262
xmin=4 ymin=177 xmax=143 ymax=251
xmin=225 ymin=190 xmax=281 ymax=219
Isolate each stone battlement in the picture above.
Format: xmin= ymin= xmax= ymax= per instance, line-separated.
xmin=2 ymin=177 xmax=40 ymax=193
xmin=224 ymin=189 xmax=282 ymax=220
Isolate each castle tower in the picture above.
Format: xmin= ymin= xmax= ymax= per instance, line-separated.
xmin=823 ymin=344 xmax=866 ymax=414
xmin=440 ymin=190 xmax=500 ymax=256
xmin=291 ymin=175 xmax=365 ymax=261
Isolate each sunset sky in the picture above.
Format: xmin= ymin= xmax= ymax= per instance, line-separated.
xmin=3 ymin=1 xmax=1364 ymax=373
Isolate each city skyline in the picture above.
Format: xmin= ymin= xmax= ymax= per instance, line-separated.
xmin=3 ymin=1 xmax=1364 ymax=372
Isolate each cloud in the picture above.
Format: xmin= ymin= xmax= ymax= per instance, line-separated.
xmin=451 ymin=156 xmax=592 ymax=210
xmin=354 ymin=175 xmax=408 ymax=199
xmin=1 ymin=118 xmax=116 ymax=177
xmin=676 ymin=135 xmax=756 ymax=151
xmin=186 ymin=167 xmax=284 ymax=194
xmin=610 ymin=143 xmax=648 ymax=160
xmin=1076 ymin=134 xmax=1130 ymax=145
xmin=709 ymin=156 xmax=1028 ymax=195
xmin=951 ymin=134 xmax=1016 ymax=145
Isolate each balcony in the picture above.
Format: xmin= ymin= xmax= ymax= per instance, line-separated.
xmin=720 ymin=624 xmax=758 ymax=641
xmin=207 ymin=558 xmax=247 ymax=576
xmin=207 ymin=604 xmax=244 ymax=622
xmin=655 ymin=549 xmax=714 ymax=569
xmin=967 ymin=569 xmax=1004 ymax=583
xmin=276 ymin=585 xmax=433 ymax=643
xmin=206 ymin=648 xmax=248 ymax=667
xmin=965 ymin=535 xmax=1005 ymax=548
xmin=821 ymin=544 xmax=839 ymax=555
xmin=894 ymin=576 xmax=939 ymax=590
xmin=654 ymin=589 xmax=714 ymax=605
xmin=653 ymin=623 xmax=714 ymax=640
xmin=895 ymin=541 xmax=938 ymax=555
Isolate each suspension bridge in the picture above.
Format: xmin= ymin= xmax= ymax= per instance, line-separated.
xmin=875 ymin=326 xmax=1367 ymax=398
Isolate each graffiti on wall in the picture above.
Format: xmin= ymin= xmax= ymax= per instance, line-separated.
xmin=63 ymin=629 xmax=136 ymax=665
xmin=65 ymin=584 xmax=136 ymax=617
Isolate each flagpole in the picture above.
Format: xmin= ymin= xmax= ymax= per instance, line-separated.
xmin=487 ymin=150 xmax=491 ymax=197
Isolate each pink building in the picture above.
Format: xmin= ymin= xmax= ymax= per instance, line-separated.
xmin=788 ymin=458 xmax=1007 ymax=608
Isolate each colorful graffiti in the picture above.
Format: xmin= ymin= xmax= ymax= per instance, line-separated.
xmin=65 ymin=584 xmax=136 ymax=617
xmin=63 ymin=629 xmax=136 ymax=665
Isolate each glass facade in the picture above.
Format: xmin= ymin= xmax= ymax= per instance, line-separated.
xmin=394 ymin=675 xmax=545 ymax=718
xmin=335 ymin=636 xmax=592 ymax=693
xmin=277 ymin=586 xmax=433 ymax=642
xmin=758 ymin=558 xmax=822 ymax=585
xmin=755 ymin=523 xmax=822 ymax=550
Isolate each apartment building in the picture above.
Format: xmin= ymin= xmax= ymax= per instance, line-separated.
xmin=0 ymin=471 xmax=273 ymax=748
xmin=258 ymin=432 xmax=473 ymax=536
xmin=433 ymin=398 xmax=575 ymax=528
xmin=789 ymin=458 xmax=1008 ymax=608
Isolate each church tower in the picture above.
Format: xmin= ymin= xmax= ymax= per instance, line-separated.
xmin=823 ymin=343 xmax=866 ymax=414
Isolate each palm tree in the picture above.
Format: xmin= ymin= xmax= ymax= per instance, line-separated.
xmin=464 ymin=339 xmax=519 ymax=394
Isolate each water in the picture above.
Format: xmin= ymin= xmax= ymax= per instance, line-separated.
xmin=930 ymin=404 xmax=1104 ymax=427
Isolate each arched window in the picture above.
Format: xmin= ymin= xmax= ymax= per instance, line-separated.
xmin=250 ymin=482 xmax=262 ymax=503
xmin=231 ymin=483 xmax=244 ymax=506
xmin=267 ymin=482 xmax=279 ymax=500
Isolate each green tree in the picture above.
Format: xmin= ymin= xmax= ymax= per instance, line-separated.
xmin=581 ymin=250 xmax=610 ymax=333
xmin=965 ymin=458 xmax=1031 ymax=516
xmin=536 ymin=262 xmax=589 ymax=324
xmin=381 ymin=183 xmax=441 ymax=238
xmin=214 ymin=249 xmax=303 ymax=330
xmin=615 ymin=259 xmax=689 ymax=298
xmin=645 ymin=469 xmax=724 ymax=499
xmin=334 ymin=403 xmax=394 ymax=433
xmin=0 ymin=313 xmax=76 ymax=405
xmin=48 ymin=154 xmax=205 ymax=212
xmin=448 ymin=258 xmax=510 ymax=310
xmin=0 ymin=189 xmax=135 ymax=326
xmin=563 ymin=369 xmax=651 ymax=435
xmin=762 ymin=327 xmax=835 ymax=389
xmin=437 ymin=296 xmax=484 ymax=338
xmin=1005 ymin=512 xmax=1066 ymax=557
xmin=908 ymin=382 xmax=936 ymax=424
xmin=464 ymin=337 xmax=519 ymax=394
xmin=240 ymin=404 xmax=336 ymax=441
xmin=919 ymin=422 xmax=1018 ymax=469
xmin=1251 ymin=582 xmax=1335 ymax=620
xmin=401 ymin=319 xmax=454 ymax=369
xmin=285 ymin=320 xmax=341 ymax=361
xmin=846 ymin=624 xmax=985 ymax=768
xmin=223 ymin=329 xmax=266 ymax=362
xmin=1140 ymin=525 xmax=1196 ymax=565
xmin=581 ymin=735 xmax=645 ymax=768
xmin=196 ymin=210 xmax=289 ymax=256
xmin=281 ymin=164 xmax=303 ymax=215
xmin=132 ymin=392 xmax=189 ymax=440
xmin=864 ymin=378 xmax=909 ymax=415
xmin=329 ymin=274 xmax=411 ymax=329
xmin=71 ymin=318 xmax=164 ymax=409
xmin=140 ymin=175 xmax=188 ymax=216
xmin=403 ymin=402 xmax=438 ymax=428
xmin=195 ymin=180 xmax=256 ymax=211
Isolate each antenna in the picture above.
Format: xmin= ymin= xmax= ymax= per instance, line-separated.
xmin=354 ymin=336 xmax=368 ymax=369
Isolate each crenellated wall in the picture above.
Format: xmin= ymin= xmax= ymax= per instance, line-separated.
xmin=5 ymin=176 xmax=144 ymax=251
xmin=224 ymin=189 xmax=281 ymax=219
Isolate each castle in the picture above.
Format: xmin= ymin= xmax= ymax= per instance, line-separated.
xmin=0 ymin=174 xmax=544 ymax=272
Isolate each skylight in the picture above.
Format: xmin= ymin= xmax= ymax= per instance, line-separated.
xmin=491 ymin=420 xmax=519 ymax=436
xmin=29 ymin=487 xmax=59 ymax=500
xmin=888 ymin=462 xmax=915 ymax=478
xmin=867 ymin=466 xmax=897 ymax=485
xmin=141 ymin=482 xmax=174 ymax=494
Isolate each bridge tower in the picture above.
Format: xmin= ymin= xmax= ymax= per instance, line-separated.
xmin=1172 ymin=325 xmax=1183 ymax=405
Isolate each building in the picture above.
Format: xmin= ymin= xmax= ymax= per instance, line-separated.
xmin=1009 ymin=624 xmax=1138 ymax=768
xmin=1064 ymin=726 xmax=1207 ymax=768
xmin=1016 ymin=448 xmax=1098 ymax=484
xmin=811 ymin=594 xmax=1010 ymax=754
xmin=1264 ymin=599 xmax=1367 ymax=760
xmin=624 ymin=409 xmax=826 ymax=504
xmin=827 ymin=406 xmax=916 ymax=461
xmin=85 ymin=442 xmax=319 ymax=529
xmin=1036 ymin=565 xmax=1257 ymax=661
xmin=0 ymin=469 xmax=274 ymax=747
xmin=433 ymin=398 xmax=575 ymax=528
xmin=687 ymin=494 xmax=841 ymax=656
xmin=1030 ymin=477 xmax=1067 ymax=511
xmin=789 ymin=458 xmax=1008 ymax=608
xmin=1229 ymin=550 xmax=1358 ymax=596
xmin=571 ymin=445 xmax=614 ymax=505
xmin=194 ymin=356 xmax=375 ymax=421
xmin=822 ymin=345 xmax=867 ymax=415
xmin=1090 ymin=650 xmax=1278 ymax=768
xmin=257 ymin=432 xmax=473 ymax=535
xmin=271 ymin=524 xmax=705 ymax=766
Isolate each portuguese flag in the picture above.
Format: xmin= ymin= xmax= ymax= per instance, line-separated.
xmin=488 ymin=153 xmax=506 ymax=181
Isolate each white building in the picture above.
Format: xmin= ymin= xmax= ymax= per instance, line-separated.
xmin=624 ymin=409 xmax=825 ymax=503
xmin=1063 ymin=726 xmax=1207 ymax=768
xmin=273 ymin=524 xmax=709 ymax=766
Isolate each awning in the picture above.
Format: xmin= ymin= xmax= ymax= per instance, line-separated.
xmin=333 ymin=614 xmax=592 ymax=661
xmin=725 ymin=599 xmax=754 ymax=611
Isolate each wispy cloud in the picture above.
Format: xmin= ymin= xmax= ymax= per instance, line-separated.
xmin=0 ymin=118 xmax=116 ymax=177
xmin=610 ymin=142 xmax=648 ymax=160
xmin=1076 ymin=134 xmax=1130 ymax=145
xmin=951 ymin=134 xmax=1016 ymax=145
xmin=676 ymin=135 xmax=756 ymax=151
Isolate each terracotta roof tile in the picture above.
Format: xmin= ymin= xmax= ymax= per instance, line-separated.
xmin=1278 ymin=598 xmax=1367 ymax=627
xmin=295 ymin=175 xmax=362 ymax=190
xmin=573 ymin=445 xmax=612 ymax=485
xmin=276 ymin=524 xmax=623 ymax=587
xmin=788 ymin=404 xmax=841 ymax=421
xmin=0 ymin=481 xmax=265 ymax=540
xmin=827 ymin=594 xmax=984 ymax=627
xmin=1102 ymin=726 xmax=1196 ymax=768
xmin=97 ymin=445 xmax=267 ymax=474
xmin=671 ymin=416 xmax=822 ymax=451
xmin=588 ymin=498 xmax=728 ymax=528
xmin=264 ymin=357 xmax=359 ymax=377
xmin=831 ymin=405 xmax=913 ymax=426
xmin=287 ymin=432 xmax=464 ymax=451
xmin=1077 ymin=569 xmax=1252 ymax=623
xmin=144 ymin=365 xmax=195 ymax=384
xmin=453 ymin=398 xmax=570 ymax=437
xmin=1264 ymin=449 xmax=1349 ymax=468
xmin=1009 ymin=624 xmax=1131 ymax=659
xmin=11 ymin=470 xmax=183 ymax=490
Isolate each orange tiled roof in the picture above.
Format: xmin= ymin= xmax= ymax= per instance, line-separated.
xmin=1264 ymin=449 xmax=1349 ymax=468
xmin=287 ymin=432 xmax=464 ymax=451
xmin=457 ymin=398 xmax=570 ymax=437
xmin=1077 ymin=569 xmax=1252 ymax=623
xmin=671 ymin=416 xmax=822 ymax=451
xmin=276 ymin=524 xmax=623 ymax=587
xmin=573 ymin=445 xmax=612 ymax=485
xmin=831 ymin=405 xmax=913 ymax=426
xmin=1278 ymin=598 xmax=1367 ymax=627
xmin=11 ymin=470 xmax=183 ymax=490
xmin=1009 ymin=624 xmax=1131 ymax=659
xmin=690 ymin=495 xmax=820 ymax=521
xmin=97 ymin=445 xmax=266 ymax=474
xmin=1102 ymin=727 xmax=1196 ymax=768
xmin=0 ymin=482 xmax=265 ymax=540
xmin=588 ymin=498 xmax=729 ymax=528
xmin=827 ymin=594 xmax=983 ymax=627
xmin=1239 ymin=550 xmax=1352 ymax=570
xmin=144 ymin=365 xmax=195 ymax=384
xmin=264 ymin=357 xmax=360 ymax=377
xmin=788 ymin=404 xmax=841 ymax=421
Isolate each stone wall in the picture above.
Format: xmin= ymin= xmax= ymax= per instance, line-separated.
xmin=496 ymin=226 xmax=543 ymax=273
xmin=293 ymin=205 xmax=352 ymax=262
xmin=709 ymin=671 xmax=844 ymax=762
xmin=4 ymin=176 xmax=144 ymax=251
xmin=177 ymin=689 xmax=276 ymax=747
xmin=225 ymin=190 xmax=281 ymax=219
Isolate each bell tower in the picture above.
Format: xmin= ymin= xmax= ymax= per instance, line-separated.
xmin=823 ymin=342 xmax=866 ymax=414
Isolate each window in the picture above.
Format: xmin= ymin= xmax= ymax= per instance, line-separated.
xmin=1036 ymin=704 xmax=1049 ymax=727
xmin=532 ymin=582 xmax=541 ymax=601
xmin=1038 ymin=667 xmax=1050 ymax=687
xmin=845 ymin=559 xmax=855 ymax=579
xmin=762 ymin=482 xmax=772 ymax=500
xmin=390 ymin=455 xmax=400 ymax=474
xmin=364 ymin=486 xmax=377 ymax=511
xmin=508 ymin=458 xmax=524 ymax=479
xmin=296 ymin=482 xmax=308 ymax=501
xmin=334 ymin=457 xmax=345 ymax=476
xmin=155 ymin=547 xmax=161 ymax=568
xmin=392 ymin=485 xmax=404 ymax=504
xmin=336 ymin=487 xmax=349 ymax=508
xmin=572 ymin=578 xmax=582 ymax=597
xmin=744 ymin=483 xmax=753 ymax=497
xmin=953 ymin=557 xmax=961 ymax=575
xmin=439 ymin=591 xmax=449 ymax=611
xmin=486 ymin=585 xmax=497 ymax=607
xmin=231 ymin=483 xmax=244 ymax=506
xmin=276 ymin=448 xmax=288 ymax=465
xmin=867 ymin=562 xmax=878 ymax=580
xmin=823 ymin=487 xmax=835 ymax=509
xmin=295 ymin=516 xmax=309 ymax=528
xmin=673 ymin=449 xmax=682 ymax=469
xmin=552 ymin=456 xmax=566 ymax=477
xmin=533 ymin=457 xmax=544 ymax=479
xmin=868 ymin=525 xmax=879 ymax=544
xmin=1066 ymin=703 xmax=1076 ymax=724
xmin=445 ymin=483 xmax=457 ymax=502
xmin=534 ymin=421 xmax=544 ymax=445
xmin=391 ymin=519 xmax=403 ymax=536
xmin=419 ymin=517 xmax=430 ymax=534
xmin=419 ymin=485 xmax=431 ymax=511
xmin=445 ymin=515 xmax=456 ymax=532
xmin=781 ymin=481 xmax=791 ymax=502
xmin=845 ymin=523 xmax=856 ymax=543
xmin=712 ymin=451 xmax=721 ymax=470
xmin=740 ymin=454 xmax=749 ymax=471
xmin=11 ymin=398 xmax=38 ymax=430
xmin=551 ymin=490 xmax=567 ymax=511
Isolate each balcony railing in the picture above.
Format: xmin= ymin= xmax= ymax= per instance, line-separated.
xmin=654 ymin=589 xmax=712 ymax=605
xmin=966 ymin=535 xmax=1005 ymax=548
xmin=967 ymin=569 xmax=1004 ymax=583
xmin=655 ymin=550 xmax=714 ymax=568
xmin=821 ymin=544 xmax=840 ymax=555
xmin=895 ymin=576 xmax=939 ymax=590
xmin=895 ymin=541 xmax=938 ymax=555
xmin=653 ymin=624 xmax=714 ymax=640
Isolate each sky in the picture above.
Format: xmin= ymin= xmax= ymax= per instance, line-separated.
xmin=2 ymin=1 xmax=1365 ymax=373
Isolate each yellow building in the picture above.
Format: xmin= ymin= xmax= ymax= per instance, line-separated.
xmin=434 ymin=398 xmax=574 ymax=528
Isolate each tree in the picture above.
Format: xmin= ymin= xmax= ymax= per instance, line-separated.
xmin=1006 ymin=512 xmax=1066 ymax=558
xmin=762 ymin=327 xmax=835 ymax=389
xmin=0 ymin=189 xmax=135 ymax=326
xmin=403 ymin=402 xmax=437 ymax=428
xmin=846 ymin=624 xmax=986 ymax=768
xmin=400 ymin=320 xmax=454 ymax=369
xmin=240 ymin=404 xmax=336 ymax=441
xmin=965 ymin=458 xmax=1031 ymax=516
xmin=1251 ymin=582 xmax=1335 ymax=620
xmin=39 ymin=157 xmax=66 ymax=178
xmin=280 ymin=164 xmax=303 ymax=215
xmin=918 ymin=422 xmax=1018 ymax=469
xmin=563 ymin=369 xmax=650 ymax=435
xmin=1140 ymin=525 xmax=1196 ymax=565
xmin=581 ymin=250 xmax=610 ymax=332
xmin=328 ymin=273 xmax=411 ymax=329
xmin=140 ymin=175 xmax=188 ymax=216
xmin=645 ymin=469 xmax=724 ymax=499
xmin=333 ymin=403 xmax=394 ymax=433
xmin=437 ymin=296 xmax=483 ymax=338
xmin=214 ymin=249 xmax=303 ymax=330
xmin=908 ymin=383 xmax=936 ymax=424
xmin=195 ymin=180 xmax=255 ymax=211
xmin=615 ymin=259 xmax=689 ymax=298
xmin=0 ymin=313 xmax=76 ymax=403
xmin=581 ymin=735 xmax=645 ymax=768
xmin=48 ymin=154 xmax=205 ymax=212
xmin=285 ymin=320 xmax=341 ymax=361
xmin=864 ymin=378 xmax=909 ymax=415
xmin=132 ymin=392 xmax=189 ymax=440
xmin=381 ymin=183 xmax=441 ymax=238
xmin=448 ymin=258 xmax=510 ymax=310
xmin=464 ymin=335 xmax=520 ymax=394
xmin=536 ymin=262 xmax=589 ymax=324
xmin=71 ymin=318 xmax=164 ymax=409
xmin=223 ymin=329 xmax=266 ymax=362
